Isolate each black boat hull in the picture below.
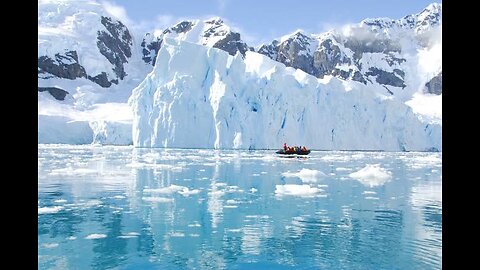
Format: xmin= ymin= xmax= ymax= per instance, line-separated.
xmin=276 ymin=149 xmax=311 ymax=155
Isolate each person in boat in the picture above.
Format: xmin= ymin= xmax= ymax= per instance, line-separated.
xmin=301 ymin=146 xmax=307 ymax=152
xmin=283 ymin=143 xmax=288 ymax=151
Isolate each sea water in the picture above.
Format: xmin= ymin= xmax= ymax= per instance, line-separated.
xmin=38 ymin=145 xmax=442 ymax=269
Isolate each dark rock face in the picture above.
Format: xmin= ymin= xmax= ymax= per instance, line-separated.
xmin=312 ymin=39 xmax=352 ymax=78
xmin=344 ymin=38 xmax=401 ymax=60
xmin=384 ymin=53 xmax=406 ymax=66
xmin=365 ymin=67 xmax=406 ymax=89
xmin=38 ymin=50 xmax=87 ymax=80
xmin=171 ymin=21 xmax=194 ymax=34
xmin=213 ymin=32 xmax=250 ymax=57
xmin=352 ymin=71 xmax=367 ymax=84
xmin=257 ymin=40 xmax=279 ymax=59
xmin=87 ymin=72 xmax=114 ymax=88
xmin=425 ymin=72 xmax=442 ymax=94
xmin=38 ymin=87 xmax=69 ymax=101
xmin=257 ymin=34 xmax=363 ymax=82
xmin=203 ymin=18 xmax=225 ymax=38
xmin=275 ymin=32 xmax=315 ymax=74
xmin=141 ymin=35 xmax=162 ymax=66
xmin=96 ymin=16 xmax=133 ymax=81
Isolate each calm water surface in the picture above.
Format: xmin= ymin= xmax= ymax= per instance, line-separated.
xmin=38 ymin=145 xmax=442 ymax=269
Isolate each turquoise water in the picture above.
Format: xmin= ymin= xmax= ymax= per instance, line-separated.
xmin=38 ymin=145 xmax=442 ymax=269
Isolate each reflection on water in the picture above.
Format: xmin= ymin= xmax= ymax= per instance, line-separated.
xmin=38 ymin=145 xmax=442 ymax=269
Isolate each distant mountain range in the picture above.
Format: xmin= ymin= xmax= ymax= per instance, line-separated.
xmin=38 ymin=1 xmax=442 ymax=101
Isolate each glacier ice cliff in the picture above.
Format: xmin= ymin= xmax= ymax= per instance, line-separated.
xmin=129 ymin=38 xmax=441 ymax=151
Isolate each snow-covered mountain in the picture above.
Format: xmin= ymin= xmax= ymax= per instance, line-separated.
xmin=38 ymin=1 xmax=442 ymax=150
xmin=129 ymin=38 xmax=440 ymax=151
xmin=257 ymin=3 xmax=442 ymax=99
xmin=141 ymin=18 xmax=253 ymax=66
xmin=38 ymin=0 xmax=141 ymax=93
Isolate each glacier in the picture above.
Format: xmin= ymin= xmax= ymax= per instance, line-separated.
xmin=37 ymin=1 xmax=441 ymax=150
xmin=129 ymin=38 xmax=441 ymax=151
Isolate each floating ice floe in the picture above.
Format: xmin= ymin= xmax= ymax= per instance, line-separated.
xmin=142 ymin=197 xmax=174 ymax=203
xmin=282 ymin=168 xmax=327 ymax=183
xmin=85 ymin=233 xmax=107 ymax=239
xmin=335 ymin=167 xmax=352 ymax=171
xmin=49 ymin=167 xmax=98 ymax=175
xmin=400 ymin=154 xmax=442 ymax=169
xmin=275 ymin=184 xmax=324 ymax=197
xmin=178 ymin=188 xmax=201 ymax=196
xmin=349 ymin=164 xmax=392 ymax=187
xmin=54 ymin=199 xmax=67 ymax=203
xmin=118 ymin=232 xmax=140 ymax=239
xmin=143 ymin=185 xmax=201 ymax=196
xmin=38 ymin=206 xmax=64 ymax=214
xmin=41 ymin=243 xmax=59 ymax=248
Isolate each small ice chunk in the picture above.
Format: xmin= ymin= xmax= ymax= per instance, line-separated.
xmin=38 ymin=206 xmax=63 ymax=214
xmin=85 ymin=233 xmax=107 ymax=239
xmin=54 ymin=199 xmax=67 ymax=204
xmin=118 ymin=232 xmax=140 ymax=239
xmin=142 ymin=197 xmax=174 ymax=203
xmin=118 ymin=235 xmax=137 ymax=239
xmin=282 ymin=168 xmax=326 ymax=183
xmin=349 ymin=164 xmax=392 ymax=187
xmin=178 ymin=187 xmax=201 ymax=196
xmin=84 ymin=200 xmax=103 ymax=207
xmin=275 ymin=184 xmax=322 ymax=196
xmin=41 ymin=243 xmax=59 ymax=248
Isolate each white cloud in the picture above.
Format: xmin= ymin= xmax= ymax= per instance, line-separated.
xmin=155 ymin=15 xmax=176 ymax=29
xmin=217 ymin=0 xmax=229 ymax=13
xmin=101 ymin=0 xmax=133 ymax=26
xmin=315 ymin=21 xmax=353 ymax=34
xmin=132 ymin=14 xmax=180 ymax=34
xmin=227 ymin=20 xmax=260 ymax=47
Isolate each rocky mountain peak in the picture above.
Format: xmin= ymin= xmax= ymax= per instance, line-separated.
xmin=141 ymin=17 xmax=251 ymax=65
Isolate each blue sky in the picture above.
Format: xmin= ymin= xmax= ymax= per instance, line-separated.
xmin=103 ymin=0 xmax=441 ymax=46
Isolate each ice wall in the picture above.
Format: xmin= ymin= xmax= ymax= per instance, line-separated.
xmin=129 ymin=38 xmax=441 ymax=151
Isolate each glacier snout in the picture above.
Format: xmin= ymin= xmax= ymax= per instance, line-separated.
xmin=129 ymin=38 xmax=441 ymax=151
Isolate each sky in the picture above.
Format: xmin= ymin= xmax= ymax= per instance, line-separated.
xmin=102 ymin=0 xmax=441 ymax=46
